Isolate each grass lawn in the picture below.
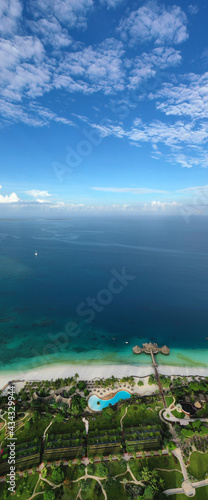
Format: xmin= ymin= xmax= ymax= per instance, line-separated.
xmin=62 ymin=481 xmax=80 ymax=499
xmin=169 ymin=485 xmax=208 ymax=500
xmin=127 ymin=454 xmax=182 ymax=481
xmin=49 ymin=417 xmax=85 ymax=435
xmin=15 ymin=414 xmax=52 ymax=443
xmin=188 ymin=451 xmax=208 ymax=479
xmin=165 ymin=396 xmax=174 ymax=407
xmin=108 ymin=460 xmax=127 ymax=477
xmin=104 ymin=477 xmax=128 ymax=500
xmin=88 ymin=406 xmax=126 ymax=431
xmin=123 ymin=401 xmax=163 ymax=428
xmin=65 ymin=464 xmax=86 ymax=480
xmin=0 ymin=473 xmax=39 ymax=500
xmin=80 ymin=478 xmax=105 ymax=500
xmin=128 ymin=458 xmax=142 ymax=481
xmin=171 ymin=409 xmax=185 ymax=419
xmin=148 ymin=454 xmax=182 ymax=471
xmin=156 ymin=469 xmax=183 ymax=489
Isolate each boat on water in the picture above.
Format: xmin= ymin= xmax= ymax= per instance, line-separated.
xmin=35 ymin=251 xmax=38 ymax=256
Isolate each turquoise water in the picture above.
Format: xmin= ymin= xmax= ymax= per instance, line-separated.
xmin=88 ymin=391 xmax=131 ymax=411
xmin=0 ymin=216 xmax=208 ymax=372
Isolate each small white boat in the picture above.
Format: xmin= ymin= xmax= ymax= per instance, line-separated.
xmin=125 ymin=341 xmax=129 ymax=344
xmin=35 ymin=251 xmax=38 ymax=256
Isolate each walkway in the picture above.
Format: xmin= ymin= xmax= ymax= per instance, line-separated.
xmin=120 ymin=406 xmax=128 ymax=431
xmin=82 ymin=417 xmax=89 ymax=435
xmin=172 ymin=448 xmax=188 ymax=481
xmin=43 ymin=416 xmax=55 ymax=440
xmin=164 ymin=478 xmax=208 ymax=497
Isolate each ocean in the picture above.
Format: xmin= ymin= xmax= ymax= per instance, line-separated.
xmin=0 ymin=216 xmax=208 ymax=372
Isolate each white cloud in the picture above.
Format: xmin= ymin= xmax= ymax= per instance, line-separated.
xmin=88 ymin=117 xmax=208 ymax=149
xmin=84 ymin=116 xmax=208 ymax=169
xmin=55 ymin=38 xmax=125 ymax=95
xmin=91 ymin=187 xmax=168 ymax=193
xmin=0 ymin=35 xmax=52 ymax=104
xmin=142 ymin=200 xmax=181 ymax=211
xmin=117 ymin=2 xmax=188 ymax=46
xmin=0 ymin=192 xmax=20 ymax=203
xmin=151 ymin=200 xmax=180 ymax=208
xmin=100 ymin=0 xmax=124 ymax=8
xmin=28 ymin=17 xmax=72 ymax=49
xmin=26 ymin=190 xmax=52 ymax=198
xmin=0 ymin=1 xmax=187 ymax=127
xmin=188 ymin=4 xmax=199 ymax=15
xmin=49 ymin=202 xmax=85 ymax=209
xmin=30 ymin=0 xmax=93 ymax=30
xmin=0 ymin=99 xmax=74 ymax=127
xmin=154 ymin=73 xmax=208 ymax=119
xmin=177 ymin=185 xmax=208 ymax=192
xmin=0 ymin=0 xmax=22 ymax=35
xmin=128 ymin=47 xmax=181 ymax=89
xmin=167 ymin=152 xmax=208 ymax=169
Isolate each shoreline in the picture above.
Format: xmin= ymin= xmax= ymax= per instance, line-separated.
xmin=1 ymin=362 xmax=208 ymax=390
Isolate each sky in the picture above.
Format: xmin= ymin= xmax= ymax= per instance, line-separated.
xmin=0 ymin=0 xmax=208 ymax=217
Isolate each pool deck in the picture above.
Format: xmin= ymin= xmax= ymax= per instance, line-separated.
xmin=86 ymin=375 xmax=160 ymax=411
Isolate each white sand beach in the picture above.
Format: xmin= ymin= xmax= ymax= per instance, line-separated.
xmin=1 ymin=362 xmax=208 ymax=391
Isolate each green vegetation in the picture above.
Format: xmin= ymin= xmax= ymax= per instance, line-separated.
xmin=123 ymin=400 xmax=163 ymax=428
xmin=148 ymin=374 xmax=156 ymax=385
xmin=124 ymin=425 xmax=162 ymax=453
xmin=197 ymin=403 xmax=208 ymax=418
xmin=172 ymin=409 xmax=185 ymax=419
xmin=16 ymin=414 xmax=52 ymax=442
xmin=165 ymin=396 xmax=174 ymax=407
xmin=1 ymin=374 xmax=208 ymax=499
xmin=159 ymin=376 xmax=171 ymax=388
xmin=88 ymin=427 xmax=122 ymax=457
xmin=0 ymin=473 xmax=39 ymax=500
xmin=188 ymin=451 xmax=208 ymax=479
xmin=156 ymin=469 xmax=183 ymax=489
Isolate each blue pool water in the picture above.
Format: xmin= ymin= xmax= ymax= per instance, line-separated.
xmin=88 ymin=390 xmax=131 ymax=411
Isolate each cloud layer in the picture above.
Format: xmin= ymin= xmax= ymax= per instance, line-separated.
xmin=0 ymin=1 xmax=207 ymax=172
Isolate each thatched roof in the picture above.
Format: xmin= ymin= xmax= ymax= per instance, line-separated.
xmin=132 ymin=342 xmax=170 ymax=356
xmin=160 ymin=345 xmax=170 ymax=355
xmin=142 ymin=342 xmax=159 ymax=353
xmin=133 ymin=345 xmax=142 ymax=354
xmin=194 ymin=401 xmax=202 ymax=409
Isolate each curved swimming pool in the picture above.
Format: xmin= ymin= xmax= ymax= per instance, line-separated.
xmin=88 ymin=390 xmax=131 ymax=411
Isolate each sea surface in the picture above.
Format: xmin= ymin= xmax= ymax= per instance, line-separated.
xmin=0 ymin=216 xmax=208 ymax=372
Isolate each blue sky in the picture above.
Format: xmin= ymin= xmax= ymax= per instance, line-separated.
xmin=0 ymin=0 xmax=208 ymax=217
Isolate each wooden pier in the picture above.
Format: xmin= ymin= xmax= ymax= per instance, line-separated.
xmin=132 ymin=342 xmax=170 ymax=408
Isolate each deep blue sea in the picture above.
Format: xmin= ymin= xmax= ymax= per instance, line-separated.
xmin=0 ymin=216 xmax=208 ymax=371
